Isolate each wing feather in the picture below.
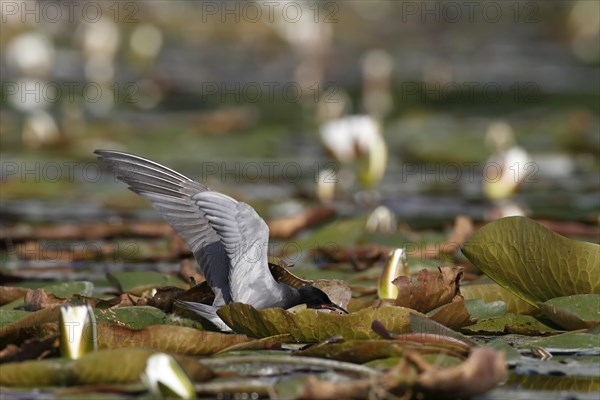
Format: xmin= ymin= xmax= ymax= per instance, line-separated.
xmin=95 ymin=150 xmax=231 ymax=305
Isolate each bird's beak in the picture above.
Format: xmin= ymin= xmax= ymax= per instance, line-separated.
xmin=320 ymin=303 xmax=349 ymax=314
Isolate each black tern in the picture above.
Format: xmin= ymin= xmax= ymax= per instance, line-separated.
xmin=95 ymin=150 xmax=347 ymax=331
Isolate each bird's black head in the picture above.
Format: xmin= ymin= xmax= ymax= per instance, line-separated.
xmin=298 ymin=286 xmax=348 ymax=314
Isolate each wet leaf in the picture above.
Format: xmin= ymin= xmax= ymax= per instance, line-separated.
xmin=461 ymin=283 xmax=537 ymax=315
xmin=538 ymin=294 xmax=600 ymax=330
xmin=107 ymin=272 xmax=187 ymax=296
xmin=97 ymin=324 xmax=254 ymax=355
xmin=94 ymin=306 xmax=166 ymax=329
xmin=394 ymin=267 xmax=463 ymax=313
xmin=462 ymin=217 xmax=600 ymax=305
xmin=218 ymin=303 xmax=412 ymax=341
xmin=461 ymin=313 xmax=559 ymax=335
xmin=427 ymin=296 xmax=473 ymax=330
xmin=464 ymin=299 xmax=506 ymax=320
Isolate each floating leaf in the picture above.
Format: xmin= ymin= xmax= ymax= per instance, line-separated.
xmin=461 ymin=283 xmax=536 ymax=315
xmin=394 ymin=267 xmax=463 ymax=313
xmin=464 ymin=299 xmax=507 ymax=321
xmin=107 ymin=272 xmax=187 ymax=296
xmin=94 ymin=306 xmax=166 ymax=329
xmin=97 ymin=324 xmax=255 ymax=355
xmin=462 ymin=217 xmax=600 ymax=305
xmin=461 ymin=313 xmax=558 ymax=336
xmin=218 ymin=303 xmax=411 ymax=341
xmin=538 ymin=294 xmax=600 ymax=330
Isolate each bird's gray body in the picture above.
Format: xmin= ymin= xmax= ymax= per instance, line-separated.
xmin=95 ymin=151 xmax=301 ymax=329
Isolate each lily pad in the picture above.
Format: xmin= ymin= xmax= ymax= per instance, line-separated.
xmin=462 ymin=217 xmax=599 ymax=305
xmin=538 ymin=294 xmax=600 ymax=330
xmin=0 ymin=310 xmax=31 ymax=328
xmin=106 ymin=272 xmax=187 ymax=296
xmin=461 ymin=313 xmax=559 ymax=336
xmin=217 ymin=303 xmax=412 ymax=341
xmin=464 ymin=299 xmax=507 ymax=321
xmin=94 ymin=306 xmax=166 ymax=329
xmin=427 ymin=296 xmax=473 ymax=330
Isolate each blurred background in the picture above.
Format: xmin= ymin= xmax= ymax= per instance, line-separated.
xmin=1 ymin=0 xmax=599 ymax=226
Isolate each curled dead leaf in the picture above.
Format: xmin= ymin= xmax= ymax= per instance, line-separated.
xmin=394 ymin=267 xmax=464 ymax=313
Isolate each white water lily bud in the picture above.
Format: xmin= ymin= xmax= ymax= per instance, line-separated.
xmin=141 ymin=353 xmax=195 ymax=399
xmin=59 ymin=304 xmax=97 ymax=360
xmin=378 ymin=248 xmax=408 ymax=300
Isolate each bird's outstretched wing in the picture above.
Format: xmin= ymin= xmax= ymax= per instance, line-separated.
xmin=94 ymin=150 xmax=231 ymax=305
xmin=192 ymin=191 xmax=288 ymax=308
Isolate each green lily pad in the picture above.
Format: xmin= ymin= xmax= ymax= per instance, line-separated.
xmin=461 ymin=313 xmax=559 ymax=335
xmin=94 ymin=306 xmax=166 ymax=329
xmin=218 ymin=303 xmax=411 ymax=341
xmin=106 ymin=272 xmax=187 ymax=296
xmin=538 ymin=294 xmax=600 ymax=330
xmin=464 ymin=299 xmax=506 ymax=321
xmin=462 ymin=217 xmax=600 ymax=305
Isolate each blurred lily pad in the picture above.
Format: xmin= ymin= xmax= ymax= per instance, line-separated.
xmin=462 ymin=217 xmax=600 ymax=305
xmin=0 ymin=310 xmax=31 ymax=328
xmin=107 ymin=272 xmax=187 ymax=296
xmin=94 ymin=306 xmax=166 ymax=329
xmin=538 ymin=294 xmax=600 ymax=330
xmin=218 ymin=303 xmax=412 ymax=341
xmin=427 ymin=296 xmax=472 ymax=330
xmin=461 ymin=313 xmax=559 ymax=335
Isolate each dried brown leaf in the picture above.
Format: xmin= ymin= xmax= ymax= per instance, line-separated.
xmin=24 ymin=289 xmax=66 ymax=311
xmin=394 ymin=267 xmax=463 ymax=313
xmin=428 ymin=296 xmax=473 ymax=330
